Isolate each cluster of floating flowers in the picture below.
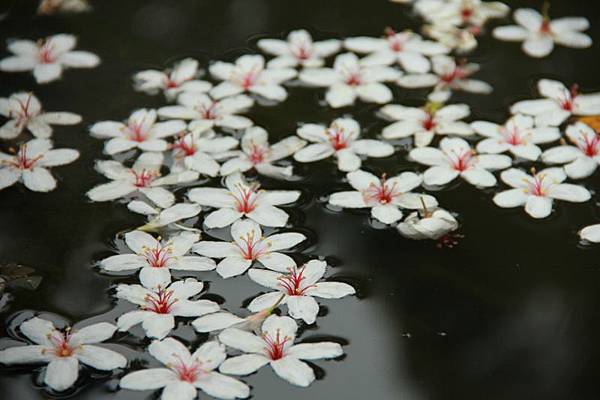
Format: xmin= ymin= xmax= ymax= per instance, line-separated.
xmin=1 ymin=0 xmax=600 ymax=397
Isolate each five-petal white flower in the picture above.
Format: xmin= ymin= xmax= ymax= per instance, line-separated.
xmin=493 ymin=167 xmax=591 ymax=219
xmin=169 ymin=130 xmax=239 ymax=176
xmin=133 ymin=58 xmax=212 ymax=99
xmin=258 ymin=29 xmax=341 ymax=68
xmin=397 ymin=207 xmax=459 ymax=240
xmin=219 ymin=315 xmax=343 ymax=387
xmin=127 ymin=200 xmax=202 ymax=232
xmin=0 ymin=34 xmax=100 ymax=83
xmin=415 ymin=0 xmax=509 ymax=29
xmin=0 ymin=317 xmax=126 ymax=392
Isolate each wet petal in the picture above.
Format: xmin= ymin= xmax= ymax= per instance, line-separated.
xmin=287 ymin=342 xmax=343 ymax=360
xmin=493 ymin=189 xmax=528 ymax=208
xmin=71 ymin=322 xmax=116 ymax=344
xmin=286 ymin=295 xmax=319 ymax=324
xmin=76 ymin=345 xmax=126 ymax=370
xmin=120 ymin=368 xmax=176 ymax=390
xmin=270 ymin=357 xmax=314 ymax=387
xmin=305 ymin=282 xmax=355 ymax=299
xmin=195 ymin=371 xmax=250 ymax=399
xmin=219 ymin=328 xmax=265 ymax=353
xmin=219 ymin=354 xmax=270 ymax=375
xmin=22 ymin=167 xmax=56 ymax=192
xmin=525 ymin=195 xmax=553 ymax=219
xmin=44 ymin=357 xmax=79 ymax=392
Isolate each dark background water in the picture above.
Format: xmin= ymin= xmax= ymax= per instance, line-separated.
xmin=1 ymin=0 xmax=600 ymax=399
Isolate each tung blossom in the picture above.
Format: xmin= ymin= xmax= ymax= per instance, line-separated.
xmin=87 ymin=152 xmax=199 ymax=208
xmin=472 ymin=114 xmax=560 ymax=161
xmin=90 ymin=109 xmax=186 ymax=155
xmin=246 ymin=260 xmax=355 ymax=324
xmin=329 ymin=169 xmax=438 ymax=225
xmin=299 ymin=52 xmax=401 ymax=108
xmin=193 ymin=219 xmax=306 ymax=278
xmin=99 ymin=231 xmax=214 ymax=289
xmin=493 ymin=8 xmax=592 ymax=58
xmin=380 ymin=101 xmax=473 ymax=147
xmin=127 ymin=200 xmax=202 ymax=232
xmin=188 ymin=172 xmax=300 ymax=228
xmin=0 ymin=92 xmax=81 ymax=139
xmin=120 ymin=338 xmax=249 ymax=400
xmin=133 ymin=58 xmax=212 ymax=99
xmin=0 ymin=34 xmax=99 ymax=83
xmin=493 ymin=167 xmax=591 ymax=219
xmin=409 ymin=137 xmax=511 ymax=187
xmin=542 ymin=122 xmax=600 ymax=179
xmin=0 ymin=138 xmax=79 ymax=192
xmin=397 ymin=207 xmax=459 ymax=240
xmin=257 ymin=29 xmax=341 ymax=68
xmin=219 ymin=315 xmax=344 ymax=387
xmin=344 ymin=29 xmax=449 ymax=73
xmin=209 ymin=55 xmax=297 ymax=101
xmin=116 ymin=278 xmax=220 ymax=340
xmin=415 ymin=0 xmax=509 ymax=29
xmin=169 ymin=130 xmax=239 ymax=177
xmin=220 ymin=126 xmax=306 ymax=179
xmin=422 ymin=23 xmax=478 ymax=53
xmin=294 ymin=117 xmax=394 ymax=172
xmin=0 ymin=317 xmax=126 ymax=392
xmin=510 ymin=79 xmax=600 ymax=127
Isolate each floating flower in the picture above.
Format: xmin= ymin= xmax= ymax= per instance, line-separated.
xmin=510 ymin=79 xmax=600 ymax=127
xmin=188 ymin=172 xmax=300 ymax=228
xmin=397 ymin=206 xmax=459 ymax=240
xmin=100 ymin=231 xmax=214 ymax=289
xmin=133 ymin=58 xmax=212 ymax=99
xmin=579 ymin=224 xmax=600 ymax=243
xmin=397 ymin=55 xmax=492 ymax=103
xmin=0 ymin=92 xmax=81 ymax=139
xmin=220 ymin=126 xmax=306 ymax=179
xmin=493 ymin=167 xmax=591 ymax=218
xmin=87 ymin=152 xmax=198 ymax=208
xmin=344 ymin=29 xmax=449 ymax=73
xmin=209 ymin=55 xmax=296 ymax=101
xmin=120 ymin=338 xmax=249 ymax=400
xmin=472 ymin=114 xmax=560 ymax=161
xmin=294 ymin=117 xmax=394 ymax=171
xmin=169 ymin=130 xmax=239 ymax=177
xmin=193 ymin=219 xmax=306 ymax=278
xmin=90 ymin=109 xmax=186 ymax=155
xmin=127 ymin=200 xmax=202 ymax=232
xmin=158 ymin=92 xmax=254 ymax=133
xmin=0 ymin=34 xmax=99 ymax=83
xmin=415 ymin=0 xmax=509 ymax=29
xmin=116 ymin=278 xmax=219 ymax=339
xmin=246 ymin=260 xmax=355 ymax=324
xmin=299 ymin=52 xmax=401 ymax=108
xmin=541 ymin=122 xmax=600 ymax=179
xmin=422 ymin=23 xmax=478 ymax=53
xmin=0 ymin=138 xmax=79 ymax=192
xmin=329 ymin=169 xmax=438 ymax=224
xmin=493 ymin=7 xmax=591 ymax=58
xmin=409 ymin=137 xmax=511 ymax=187
xmin=0 ymin=317 xmax=126 ymax=392
xmin=257 ymin=29 xmax=341 ymax=68
xmin=380 ymin=101 xmax=473 ymax=147
xmin=219 ymin=315 xmax=343 ymax=387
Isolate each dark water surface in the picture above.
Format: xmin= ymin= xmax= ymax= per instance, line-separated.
xmin=1 ymin=0 xmax=600 ymax=399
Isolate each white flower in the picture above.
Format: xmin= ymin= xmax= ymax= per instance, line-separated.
xmin=0 ymin=317 xmax=126 ymax=392
xmin=0 ymin=138 xmax=79 ymax=192
xmin=510 ymin=79 xmax=600 ymax=127
xmin=188 ymin=172 xmax=300 ymax=228
xmin=579 ymin=224 xmax=600 ymax=243
xmin=159 ymin=93 xmax=253 ymax=134
xmin=246 ymin=260 xmax=355 ymax=324
xmin=380 ymin=101 xmax=473 ymax=147
xmin=493 ymin=8 xmax=591 ymax=58
xmin=493 ymin=167 xmax=591 ymax=219
xmin=116 ymin=278 xmax=219 ymax=339
xmin=37 ymin=0 xmax=91 ymax=15
xmin=397 ymin=55 xmax=492 ymax=103
xmin=294 ymin=117 xmax=394 ymax=171
xmin=99 ymin=230 xmax=214 ymax=289
xmin=415 ymin=0 xmax=509 ymax=29
xmin=257 ymin=29 xmax=341 ymax=68
xmin=193 ymin=219 xmax=306 ymax=279
xmin=344 ymin=29 xmax=449 ymax=73
xmin=0 ymin=92 xmax=81 ymax=139
xmin=422 ymin=23 xmax=478 ymax=53
xmin=0 ymin=34 xmax=99 ymax=83
xmin=90 ymin=109 xmax=186 ymax=155
xmin=409 ymin=137 xmax=511 ymax=187
xmin=128 ymin=200 xmax=202 ymax=231
xmin=541 ymin=122 xmax=600 ymax=179
xmin=329 ymin=169 xmax=438 ymax=224
xmin=209 ymin=55 xmax=296 ymax=101
xmin=473 ymin=114 xmax=560 ymax=161
xmin=219 ymin=315 xmax=343 ymax=387
xmin=220 ymin=126 xmax=306 ymax=179
xmin=133 ymin=58 xmax=212 ymax=99
xmin=397 ymin=207 xmax=459 ymax=240
xmin=120 ymin=338 xmax=249 ymax=400
xmin=169 ymin=130 xmax=239 ymax=176
xmin=299 ymin=52 xmax=401 ymax=108
xmin=87 ymin=152 xmax=198 ymax=208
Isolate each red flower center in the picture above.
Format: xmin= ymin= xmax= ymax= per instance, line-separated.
xmin=10 ymin=144 xmax=43 ymax=170
xmin=172 ymin=356 xmax=203 ymax=383
xmin=363 ymin=175 xmax=399 ymax=205
xmin=237 ymin=232 xmax=268 ymax=260
xmin=277 ymin=266 xmax=314 ymax=296
xmin=248 ymin=143 xmax=268 ymax=165
xmin=143 ymin=243 xmax=173 ymax=268
xmin=540 ymin=19 xmax=552 ymax=34
xmin=38 ymin=41 xmax=55 ymax=64
xmin=199 ymin=102 xmax=219 ymax=119
xmin=327 ymin=125 xmax=351 ymax=150
xmin=441 ymin=67 xmax=467 ymax=83
xmin=144 ymin=287 xmax=178 ymax=314
xmin=559 ymin=84 xmax=578 ymax=111
xmin=448 ymin=149 xmax=475 ymax=172
xmin=132 ymin=169 xmax=157 ymax=187
xmin=579 ymin=132 xmax=600 ymax=156
xmin=501 ymin=125 xmax=524 ymax=145
xmin=172 ymin=136 xmax=197 ymax=157
xmin=47 ymin=330 xmax=75 ymax=358
xmin=232 ymin=184 xmax=259 ymax=214
xmin=262 ymin=329 xmax=290 ymax=360
xmin=422 ymin=113 xmax=436 ymax=131
xmin=461 ymin=7 xmax=473 ymax=20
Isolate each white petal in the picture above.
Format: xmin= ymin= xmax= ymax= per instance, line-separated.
xmin=286 ymin=295 xmax=319 ymax=324
xmin=192 ymin=312 xmax=244 ymax=333
xmin=580 ymin=224 xmax=600 ymax=243
xmin=22 ymin=168 xmax=56 ymax=192
xmin=217 ymin=257 xmax=252 ymax=278
xmin=326 ymin=84 xmax=356 ymax=108
xmin=219 ymin=328 xmax=265 ymax=353
xmin=336 ymin=148 xmax=361 ymax=172
xmin=549 ymin=184 xmax=591 ymax=202
xmin=33 ymin=63 xmax=63 ymax=83
xmin=44 ymin=357 xmax=79 ymax=391
xmin=195 ymin=371 xmax=250 ymax=399
xmin=161 ymin=381 xmax=196 ymax=400
xmin=371 ymin=204 xmax=403 ymax=224
xmin=219 ymin=354 xmax=270 ymax=375
xmin=270 ymin=357 xmax=314 ymax=387
xmin=120 ymin=368 xmax=176 ymax=390
xmin=493 ymin=189 xmax=528 ymax=208
xmin=461 ymin=168 xmax=497 ymax=187
xmin=305 ymin=282 xmax=355 ymax=299
xmin=493 ymin=25 xmax=529 ymax=41
xmin=287 ymin=342 xmax=343 ymax=360
xmin=76 ymin=345 xmax=126 ymax=370
xmin=523 ymin=36 xmax=554 ymax=58
xmin=423 ymin=166 xmax=459 ymax=186
xmin=525 ymin=195 xmax=553 ymax=219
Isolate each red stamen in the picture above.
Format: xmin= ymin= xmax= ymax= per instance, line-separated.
xmin=143 ymin=242 xmax=173 ymax=268
xmin=579 ymin=131 xmax=600 ymax=156
xmin=232 ymin=184 xmax=259 ymax=213
xmin=262 ymin=329 xmax=290 ymax=360
xmin=277 ymin=266 xmax=314 ymax=296
xmin=363 ymin=174 xmax=399 ymax=205
xmin=143 ymin=286 xmax=178 ymax=314
xmin=327 ymin=124 xmax=350 ymax=150
xmin=132 ymin=169 xmax=157 ymax=187
xmin=449 ymin=149 xmax=475 ymax=171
